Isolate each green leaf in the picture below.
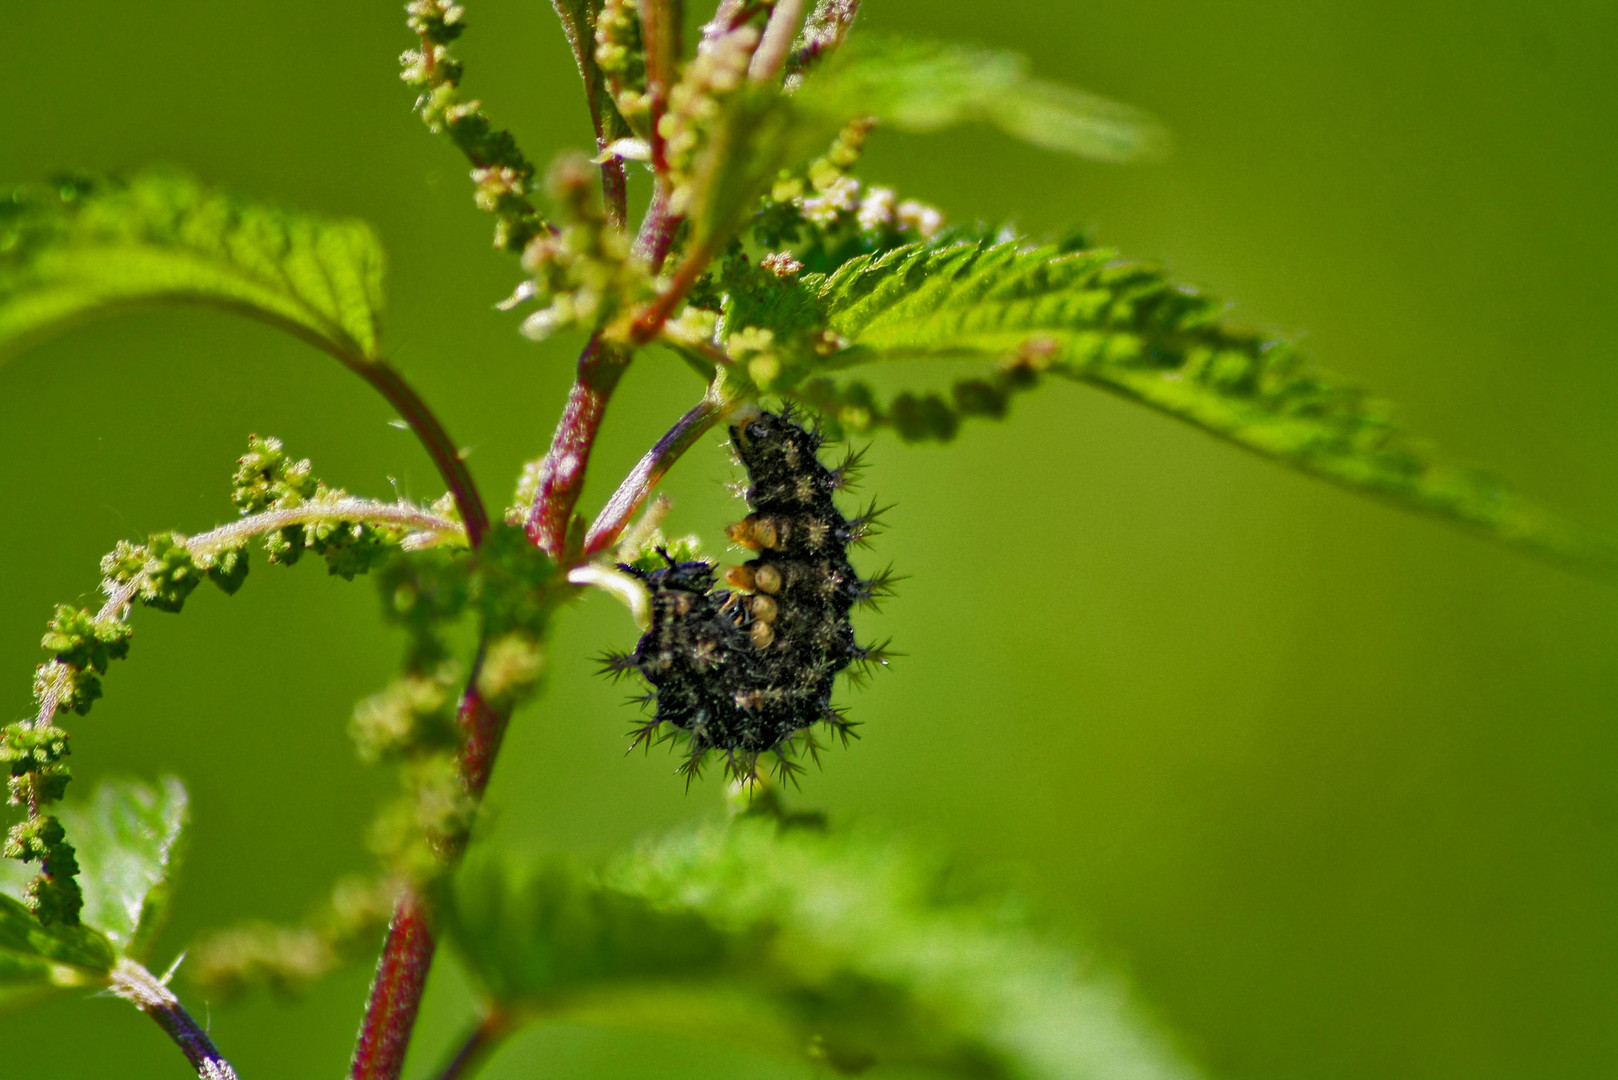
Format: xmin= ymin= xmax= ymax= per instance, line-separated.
xmin=59 ymin=776 xmax=189 ymax=958
xmin=797 ymin=35 xmax=1168 ymax=163
xmin=0 ymin=170 xmax=385 ymax=365
xmin=0 ymin=778 xmax=187 ymax=1010
xmin=0 ymin=892 xmax=116 ymax=990
xmin=445 ymin=818 xmax=1198 ymax=1080
xmin=801 ymin=236 xmax=1615 ymax=573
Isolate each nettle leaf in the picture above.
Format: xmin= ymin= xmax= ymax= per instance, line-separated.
xmin=446 ymin=818 xmax=1198 ymax=1080
xmin=678 ymin=84 xmax=828 ymax=261
xmin=797 ymin=35 xmax=1167 ymax=163
xmin=796 ymin=236 xmax=1614 ymax=573
xmin=0 ymin=894 xmax=116 ymax=1005
xmin=0 ymin=170 xmax=385 ymax=365
xmin=0 ymin=778 xmax=187 ymax=1008
xmin=675 ymin=28 xmax=1162 ymax=267
xmin=60 ymin=776 xmax=189 ymax=959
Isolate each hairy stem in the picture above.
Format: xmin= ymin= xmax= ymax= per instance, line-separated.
xmin=585 ymin=377 xmax=746 ymax=554
xmin=110 ymin=959 xmax=240 ymax=1080
xmin=525 ymin=185 xmax=685 ymax=557
xmin=354 ymin=362 xmax=491 ymax=548
xmin=791 ymin=0 xmax=860 ymax=72
xmin=630 ymin=255 xmax=707 ymax=344
xmin=357 ymin=40 xmax=696 ymax=1075
xmin=632 ymin=183 xmax=680 ymax=271
xmin=350 ymin=889 xmax=437 ymax=1080
xmin=24 ymin=500 xmax=462 ymax=738
xmin=627 ymin=186 xmax=712 ymax=343
xmin=188 ymin=501 xmax=464 ymax=556
xmin=524 ymin=336 xmax=634 ymax=558
xmin=598 ymin=153 xmax=631 ymax=233
xmin=747 ymin=0 xmax=804 ymax=82
xmin=351 ymin=669 xmax=511 ymax=1080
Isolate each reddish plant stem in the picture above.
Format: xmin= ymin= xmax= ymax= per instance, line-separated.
xmin=353 ymin=360 xmax=491 ymax=547
xmin=630 ymin=254 xmax=707 ymax=343
xmin=352 ymin=183 xmax=687 ymax=1080
xmin=545 ymin=0 xmax=630 ymax=228
xmin=633 ymin=184 xmax=680 ymax=270
xmin=349 ymin=890 xmax=437 ymax=1080
xmin=526 ymin=187 xmax=684 ymax=556
xmin=524 ymin=337 xmax=634 ymax=558
xmin=598 ymin=157 xmax=630 ymax=232
xmin=344 ymin=361 xmax=502 ymax=1080
xmin=351 ymin=676 xmax=511 ymax=1080
xmin=639 ymin=0 xmax=681 ymax=176
xmin=354 ymin=98 xmax=694 ymax=1080
xmin=432 ymin=1011 xmax=510 ymax=1080
xmin=585 ymin=389 xmax=733 ymax=554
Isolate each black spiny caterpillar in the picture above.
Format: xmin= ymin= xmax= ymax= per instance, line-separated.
xmin=607 ymin=409 xmax=891 ymax=784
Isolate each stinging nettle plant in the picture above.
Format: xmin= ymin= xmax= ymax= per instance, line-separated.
xmin=0 ymin=2 xmax=1610 ymax=1078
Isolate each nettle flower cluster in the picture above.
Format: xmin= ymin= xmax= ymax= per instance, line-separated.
xmin=1 ymin=437 xmax=479 ymax=926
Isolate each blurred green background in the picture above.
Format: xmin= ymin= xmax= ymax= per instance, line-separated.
xmin=2 ymin=1 xmax=1615 ymax=1077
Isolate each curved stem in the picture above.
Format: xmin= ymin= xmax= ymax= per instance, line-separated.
xmin=569 ymin=563 xmax=652 ymax=629
xmin=585 ymin=377 xmax=745 ymax=554
xmin=110 ymin=959 xmax=240 ymax=1080
xmin=353 ymin=361 xmax=491 ymax=548
xmin=186 ymin=500 xmax=464 ymax=556
xmin=26 ymin=500 xmax=462 ymax=737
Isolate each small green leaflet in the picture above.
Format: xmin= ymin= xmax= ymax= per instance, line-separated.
xmin=799 ymin=236 xmax=1614 ymax=574
xmin=445 ymin=817 xmax=1199 ymax=1080
xmin=797 ymin=35 xmax=1168 ymax=164
xmin=0 ymin=777 xmax=189 ymax=1009
xmin=0 ymin=170 xmax=385 ymax=366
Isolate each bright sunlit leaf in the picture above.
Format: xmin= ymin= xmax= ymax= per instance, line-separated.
xmin=0 ymin=170 xmax=386 ymax=366
xmin=798 ymin=235 xmax=1614 ymax=573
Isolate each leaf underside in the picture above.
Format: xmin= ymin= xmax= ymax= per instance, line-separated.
xmin=446 ymin=817 xmax=1198 ymax=1080
xmin=0 ymin=170 xmax=385 ymax=366
xmin=799 ymin=237 xmax=1613 ymax=574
